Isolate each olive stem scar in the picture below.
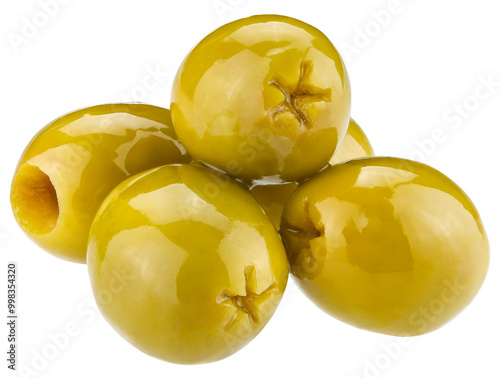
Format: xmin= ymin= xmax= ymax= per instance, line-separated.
xmin=217 ymin=266 xmax=279 ymax=329
xmin=268 ymin=60 xmax=332 ymax=129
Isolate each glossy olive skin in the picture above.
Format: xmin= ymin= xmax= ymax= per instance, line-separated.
xmin=251 ymin=118 xmax=374 ymax=229
xmin=280 ymin=157 xmax=489 ymax=336
xmin=329 ymin=118 xmax=373 ymax=166
xmin=171 ymin=14 xmax=351 ymax=184
xmin=10 ymin=104 xmax=190 ymax=263
xmin=250 ymin=183 xmax=298 ymax=230
xmin=87 ymin=164 xmax=289 ymax=364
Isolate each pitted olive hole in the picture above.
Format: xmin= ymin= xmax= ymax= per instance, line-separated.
xmin=268 ymin=60 xmax=333 ymax=129
xmin=217 ymin=265 xmax=279 ymax=329
xmin=285 ymin=201 xmax=324 ymax=239
xmin=11 ymin=164 xmax=59 ymax=235
xmin=283 ymin=201 xmax=326 ymax=279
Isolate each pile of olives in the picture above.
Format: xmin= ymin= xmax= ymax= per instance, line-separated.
xmin=10 ymin=15 xmax=489 ymax=365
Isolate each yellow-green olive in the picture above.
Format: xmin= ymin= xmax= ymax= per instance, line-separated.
xmin=87 ymin=164 xmax=288 ymax=364
xmin=251 ymin=118 xmax=374 ymax=229
xmin=250 ymin=183 xmax=298 ymax=230
xmin=171 ymin=14 xmax=350 ymax=184
xmin=280 ymin=157 xmax=489 ymax=336
xmin=329 ymin=118 xmax=374 ymax=165
xmin=10 ymin=104 xmax=190 ymax=263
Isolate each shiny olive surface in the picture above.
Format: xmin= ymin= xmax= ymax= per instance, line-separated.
xmin=171 ymin=14 xmax=350 ymax=184
xmin=250 ymin=183 xmax=298 ymax=230
xmin=87 ymin=164 xmax=289 ymax=364
xmin=280 ymin=157 xmax=489 ymax=336
xmin=329 ymin=118 xmax=374 ymax=166
xmin=11 ymin=104 xmax=190 ymax=263
xmin=251 ymin=118 xmax=374 ymax=229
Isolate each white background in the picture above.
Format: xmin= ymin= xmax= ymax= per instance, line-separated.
xmin=1 ymin=0 xmax=500 ymax=377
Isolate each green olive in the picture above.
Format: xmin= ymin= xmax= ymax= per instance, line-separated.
xmin=280 ymin=157 xmax=489 ymax=336
xmin=251 ymin=118 xmax=374 ymax=229
xmin=171 ymin=14 xmax=350 ymax=184
xmin=87 ymin=163 xmax=288 ymax=364
xmin=10 ymin=104 xmax=191 ymax=263
xmin=329 ymin=118 xmax=374 ymax=165
xmin=250 ymin=183 xmax=298 ymax=230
